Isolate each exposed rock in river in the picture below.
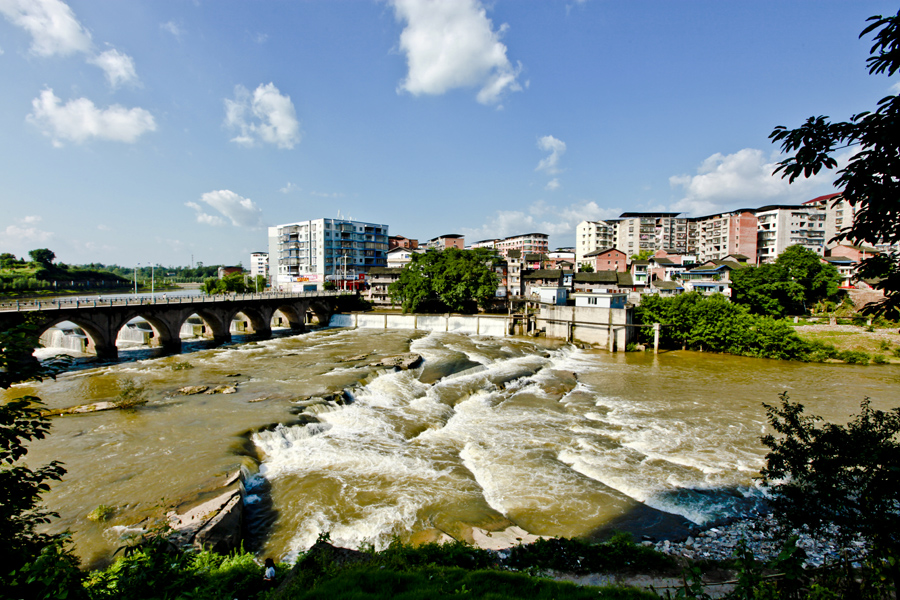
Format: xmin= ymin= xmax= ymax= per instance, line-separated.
xmin=205 ymin=385 xmax=238 ymax=394
xmin=168 ymin=474 xmax=243 ymax=554
xmin=369 ymin=353 xmax=423 ymax=370
xmin=177 ymin=385 xmax=209 ymax=395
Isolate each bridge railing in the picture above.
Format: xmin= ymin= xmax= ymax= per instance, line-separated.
xmin=0 ymin=290 xmax=352 ymax=313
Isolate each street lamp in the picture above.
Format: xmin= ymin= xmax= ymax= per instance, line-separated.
xmin=134 ymin=262 xmax=140 ymax=295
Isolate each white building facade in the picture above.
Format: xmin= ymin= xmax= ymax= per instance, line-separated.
xmin=249 ymin=252 xmax=269 ymax=280
xmin=575 ymin=220 xmax=617 ymax=265
xmin=755 ymin=204 xmax=826 ymax=263
xmin=268 ymin=218 xmax=389 ymax=291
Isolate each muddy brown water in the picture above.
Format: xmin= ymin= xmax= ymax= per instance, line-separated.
xmin=6 ymin=327 xmax=899 ymax=567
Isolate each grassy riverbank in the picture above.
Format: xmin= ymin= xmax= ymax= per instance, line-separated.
xmin=793 ymin=323 xmax=900 ymax=364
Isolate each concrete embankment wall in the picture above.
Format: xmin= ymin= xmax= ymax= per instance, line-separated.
xmin=331 ymin=313 xmax=512 ymax=337
xmin=536 ymin=305 xmax=634 ymax=351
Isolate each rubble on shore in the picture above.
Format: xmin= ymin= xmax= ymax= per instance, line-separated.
xmin=651 ymin=513 xmax=870 ymax=567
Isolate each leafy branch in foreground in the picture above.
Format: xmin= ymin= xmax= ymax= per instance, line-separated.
xmin=760 ymin=393 xmax=900 ymax=552
xmin=770 ymin=10 xmax=900 ymax=317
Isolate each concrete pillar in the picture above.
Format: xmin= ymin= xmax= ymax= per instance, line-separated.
xmin=653 ymin=323 xmax=660 ymax=354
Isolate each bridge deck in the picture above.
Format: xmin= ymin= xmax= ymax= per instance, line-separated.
xmin=0 ymin=290 xmax=349 ymax=313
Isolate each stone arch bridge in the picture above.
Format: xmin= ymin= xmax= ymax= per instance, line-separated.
xmin=0 ymin=291 xmax=348 ymax=361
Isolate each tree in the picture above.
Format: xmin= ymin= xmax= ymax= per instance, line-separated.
xmin=770 ymin=10 xmax=900 ymax=316
xmin=760 ymin=394 xmax=900 ymax=557
xmin=28 ymin=248 xmax=55 ymax=267
xmin=730 ymin=245 xmax=842 ymax=316
xmin=578 ymin=264 xmax=595 ymax=273
xmin=1 ymin=323 xmax=83 ymax=596
xmin=631 ymin=250 xmax=652 ymax=261
xmin=389 ymin=248 xmax=499 ymax=313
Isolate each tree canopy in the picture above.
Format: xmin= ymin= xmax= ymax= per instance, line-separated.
xmin=389 ymin=248 xmax=499 ymax=313
xmin=761 ymin=394 xmax=900 ymax=553
xmin=770 ymin=10 xmax=900 ymax=315
xmin=730 ymin=245 xmax=842 ymax=316
xmin=28 ymin=248 xmax=56 ymax=266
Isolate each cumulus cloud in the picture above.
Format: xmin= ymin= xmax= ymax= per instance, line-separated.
xmin=545 ymin=178 xmax=561 ymax=191
xmin=391 ymin=0 xmax=523 ymax=105
xmin=279 ymin=182 xmax=300 ymax=194
xmin=224 ymin=83 xmax=301 ymax=149
xmin=0 ymin=0 xmax=92 ymax=57
xmin=461 ymin=199 xmax=621 ymax=245
xmin=187 ymin=190 xmax=264 ymax=229
xmin=1 ymin=223 xmax=53 ymax=245
xmin=669 ymin=147 xmax=845 ymax=216
xmin=536 ymin=135 xmax=566 ymax=174
xmin=88 ymin=48 xmax=138 ymax=88
xmin=27 ymin=88 xmax=156 ymax=146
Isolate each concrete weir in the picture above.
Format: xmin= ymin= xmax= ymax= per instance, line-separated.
xmin=331 ymin=304 xmax=636 ymax=351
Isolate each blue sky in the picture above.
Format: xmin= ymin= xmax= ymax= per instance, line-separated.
xmin=1 ymin=0 xmax=897 ymax=268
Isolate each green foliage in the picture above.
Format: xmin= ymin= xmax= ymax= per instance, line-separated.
xmin=760 ymin=394 xmax=900 ymax=551
xmin=271 ymin=564 xmax=654 ymax=600
xmin=838 ymin=349 xmax=870 ymax=364
xmin=28 ymin=248 xmax=56 ymax=266
xmin=200 ymin=272 xmax=249 ymax=295
xmin=87 ymin=504 xmax=115 ymax=523
xmin=170 ymin=361 xmax=194 ymax=371
xmin=85 ymin=539 xmax=271 ymax=600
xmin=770 ymin=10 xmax=900 ymax=316
xmin=504 ymin=532 xmax=674 ymax=575
xmin=730 ymin=246 xmax=842 ymax=317
xmin=113 ymin=378 xmax=147 ymax=409
xmin=631 ymin=250 xmax=653 ymax=261
xmin=579 ymin=264 xmax=595 ymax=273
xmin=389 ymin=248 xmax=499 ymax=313
xmin=636 ymin=293 xmax=813 ymax=360
xmin=1 ymin=322 xmax=80 ymax=596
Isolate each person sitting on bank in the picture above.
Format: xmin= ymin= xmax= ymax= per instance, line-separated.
xmin=263 ymin=558 xmax=276 ymax=586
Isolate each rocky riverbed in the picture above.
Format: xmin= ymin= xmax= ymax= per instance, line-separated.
xmin=651 ymin=513 xmax=869 ymax=567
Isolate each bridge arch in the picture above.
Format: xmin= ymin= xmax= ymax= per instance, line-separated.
xmin=225 ymin=306 xmax=272 ymax=336
xmin=270 ymin=302 xmax=307 ymax=331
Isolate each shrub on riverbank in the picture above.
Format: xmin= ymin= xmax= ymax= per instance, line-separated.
xmin=636 ymin=293 xmax=813 ymax=360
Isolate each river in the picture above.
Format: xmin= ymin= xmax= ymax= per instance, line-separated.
xmin=6 ymin=326 xmax=900 ymax=568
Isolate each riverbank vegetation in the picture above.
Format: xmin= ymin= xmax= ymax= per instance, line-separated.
xmin=637 ymin=292 xmax=900 ymax=364
xmin=729 ymin=246 xmax=842 ymax=318
xmin=389 ymin=248 xmax=499 ymax=313
xmin=0 ymin=249 xmax=129 ymax=295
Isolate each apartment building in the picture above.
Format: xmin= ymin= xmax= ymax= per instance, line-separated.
xmin=425 ymin=234 xmax=465 ymax=250
xmin=268 ymin=218 xmax=389 ymax=291
xmin=389 ymin=235 xmax=419 ymax=250
xmin=249 ymin=252 xmax=269 ymax=280
xmin=471 ymin=239 xmax=500 ymax=250
xmin=615 ymin=213 xmax=696 ymax=256
xmin=575 ymin=220 xmax=617 ymax=264
xmin=496 ymin=233 xmax=549 ymax=257
xmin=755 ymin=204 xmax=826 ymax=263
xmin=692 ymin=210 xmax=758 ymax=262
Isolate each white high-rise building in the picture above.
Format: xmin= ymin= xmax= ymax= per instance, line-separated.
xmin=268 ymin=218 xmax=389 ymax=291
xmin=615 ymin=213 xmax=695 ymax=256
xmin=249 ymin=252 xmax=268 ymax=280
xmin=755 ymin=204 xmax=826 ymax=263
xmin=575 ymin=220 xmax=617 ymax=265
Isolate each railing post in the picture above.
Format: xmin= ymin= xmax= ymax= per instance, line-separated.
xmin=653 ymin=322 xmax=660 ymax=355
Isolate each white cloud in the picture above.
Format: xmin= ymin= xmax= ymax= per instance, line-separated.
xmin=1 ymin=224 xmax=53 ymax=244
xmin=391 ymin=0 xmax=523 ymax=105
xmin=891 ymin=81 xmax=900 ymax=94
xmin=311 ymin=190 xmax=344 ymax=198
xmin=253 ymin=32 xmax=268 ymax=44
xmin=461 ymin=199 xmax=621 ymax=244
xmin=279 ymin=182 xmax=300 ymax=194
xmin=88 ymin=48 xmax=138 ymax=88
xmin=0 ymin=0 xmax=92 ymax=57
xmin=545 ymin=178 xmax=561 ymax=191
xmin=27 ymin=88 xmax=156 ymax=146
xmin=536 ymin=135 xmax=566 ymax=174
xmin=187 ymin=190 xmax=264 ymax=228
xmin=21 ymin=215 xmax=42 ymax=224
xmin=224 ymin=83 xmax=301 ymax=149
xmin=668 ymin=148 xmax=844 ymax=216
xmin=161 ymin=21 xmax=184 ymax=38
